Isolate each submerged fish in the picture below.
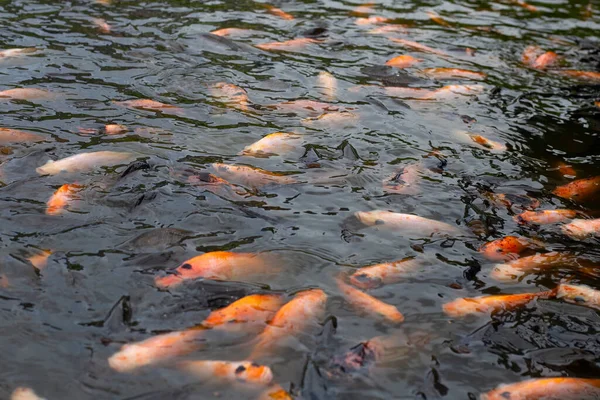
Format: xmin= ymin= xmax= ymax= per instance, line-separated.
xmin=258 ymin=385 xmax=293 ymax=400
xmin=553 ymin=176 xmax=600 ymax=202
xmin=93 ymin=18 xmax=111 ymax=33
xmin=556 ymin=283 xmax=600 ymax=311
xmin=522 ymin=46 xmax=559 ymax=69
xmin=115 ymin=99 xmax=181 ymax=112
xmin=46 ymin=183 xmax=82 ymax=215
xmin=479 ymin=236 xmax=539 ymax=262
xmin=210 ymin=82 xmax=250 ymax=111
xmin=240 ymin=132 xmax=302 ymax=157
xmin=155 ymin=251 xmax=272 ymax=288
xmin=317 ymin=71 xmax=337 ymax=102
xmin=466 ymin=133 xmax=506 ymax=151
xmin=10 ymin=387 xmax=46 ymax=400
xmin=211 ymin=163 xmax=297 ymax=188
xmin=265 ymin=5 xmax=294 ymax=20
xmin=0 ymin=48 xmax=36 ymax=58
xmin=481 ymin=377 xmax=600 ymax=400
xmin=385 ymin=55 xmax=422 ymax=68
xmin=104 ymin=124 xmax=127 ymax=135
xmin=119 ymin=228 xmax=192 ymax=251
xmin=383 ymin=164 xmax=421 ymax=194
xmin=302 ymin=111 xmax=359 ymax=127
xmin=515 ymin=209 xmax=577 ymax=225
xmin=368 ymin=25 xmax=407 ymax=35
xmin=427 ymin=11 xmax=451 ymax=27
xmin=210 ymin=28 xmax=255 ymax=37
xmin=561 ymin=218 xmax=600 ymax=240
xmin=355 ymin=16 xmax=390 ymax=25
xmin=384 ymin=84 xmax=485 ymax=100
xmin=555 ymin=161 xmax=576 ymax=178
xmin=337 ymin=277 xmax=404 ymax=323
xmin=350 ymin=258 xmax=421 ymax=289
xmin=558 ymin=70 xmax=600 ymax=81
xmin=420 ymin=68 xmax=486 ymax=80
xmin=268 ymin=99 xmax=342 ymax=117
xmin=178 ymin=360 xmax=273 ymax=385
xmin=0 ymin=88 xmax=54 ymax=100
xmin=250 ymin=289 xmax=327 ymax=359
xmin=490 ymin=252 xmax=578 ymax=281
xmin=108 ymin=294 xmax=284 ymax=372
xmin=27 ymin=250 xmax=52 ymax=270
xmin=443 ymin=290 xmax=555 ymax=317
xmin=389 ymin=38 xmax=448 ymax=56
xmin=256 ymin=38 xmax=321 ymax=52
xmin=0 ymin=128 xmax=45 ymax=144
xmin=36 ymin=151 xmax=136 ymax=175
xmin=354 ymin=210 xmax=461 ymax=236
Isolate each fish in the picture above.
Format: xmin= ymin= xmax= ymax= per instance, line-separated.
xmin=384 ymin=84 xmax=485 ymax=100
xmin=555 ymin=161 xmax=576 ymax=178
xmin=558 ymin=70 xmax=600 ymax=81
xmin=0 ymin=48 xmax=36 ymax=58
xmin=46 ymin=183 xmax=82 ymax=215
xmin=368 ymin=25 xmax=408 ymax=35
xmin=479 ymin=236 xmax=539 ymax=261
xmin=355 ymin=16 xmax=390 ymax=25
xmin=27 ymin=250 xmax=52 ymax=270
xmin=178 ymin=360 xmax=273 ymax=385
xmin=240 ymin=132 xmax=302 ymax=157
xmin=258 ymin=385 xmax=293 ymax=400
xmin=553 ymin=176 xmax=600 ymax=202
xmin=36 ymin=151 xmax=136 ymax=175
xmin=104 ymin=124 xmax=127 ymax=135
xmin=337 ymin=277 xmax=404 ymax=323
xmin=556 ymin=283 xmax=600 ymax=311
xmin=490 ymin=252 xmax=578 ymax=281
xmin=420 ymin=68 xmax=486 ymax=80
xmin=155 ymin=251 xmax=273 ymax=289
xmin=93 ymin=18 xmax=111 ymax=33
xmin=389 ymin=38 xmax=448 ymax=56
xmin=210 ymin=28 xmax=254 ymax=37
xmin=265 ymin=5 xmax=294 ymax=20
xmin=443 ymin=290 xmax=556 ymax=317
xmin=351 ymin=3 xmax=375 ymax=16
xmin=10 ymin=387 xmax=46 ymax=400
xmin=481 ymin=377 xmax=600 ymax=400
xmin=256 ymin=38 xmax=321 ymax=52
xmin=485 ymin=192 xmax=541 ymax=210
xmin=211 ymin=163 xmax=297 ymax=188
xmin=349 ymin=257 xmax=421 ymax=289
xmin=354 ymin=210 xmax=461 ymax=236
xmin=210 ymin=82 xmax=250 ymax=111
xmin=302 ymin=111 xmax=359 ymax=127
xmin=317 ymin=71 xmax=337 ymax=102
xmin=514 ymin=209 xmax=577 ymax=225
xmin=0 ymin=128 xmax=45 ymax=143
xmin=427 ymin=11 xmax=451 ymax=27
xmin=522 ymin=46 xmax=559 ymax=69
xmin=115 ymin=99 xmax=181 ymax=112
xmin=383 ymin=164 xmax=421 ymax=194
xmin=0 ymin=88 xmax=54 ymax=100
xmin=514 ymin=0 xmax=539 ymax=12
xmin=268 ymin=99 xmax=342 ymax=117
xmin=385 ymin=55 xmax=422 ymax=68
xmin=467 ymin=133 xmax=506 ymax=151
xmin=108 ymin=294 xmax=284 ymax=372
xmin=561 ymin=218 xmax=600 ymax=240
xmin=119 ymin=228 xmax=192 ymax=252
xmin=250 ymin=289 xmax=327 ymax=359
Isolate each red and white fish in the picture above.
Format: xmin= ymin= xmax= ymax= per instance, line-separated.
xmin=337 ymin=277 xmax=404 ymax=324
xmin=178 ymin=360 xmax=273 ymax=385
xmin=481 ymin=377 xmax=600 ymax=400
xmin=443 ymin=290 xmax=556 ymax=317
xmin=561 ymin=218 xmax=600 ymax=240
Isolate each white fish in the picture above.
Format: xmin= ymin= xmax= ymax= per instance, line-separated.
xmin=36 ymin=151 xmax=136 ymax=175
xmin=354 ymin=210 xmax=461 ymax=236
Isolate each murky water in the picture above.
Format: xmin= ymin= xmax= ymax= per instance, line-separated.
xmin=1 ymin=0 xmax=600 ymax=399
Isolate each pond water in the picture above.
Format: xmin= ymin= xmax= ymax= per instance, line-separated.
xmin=1 ymin=0 xmax=600 ymax=399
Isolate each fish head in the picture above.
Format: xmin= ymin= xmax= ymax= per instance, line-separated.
xmin=489 ymin=263 xmax=522 ymax=282
xmin=349 ymin=272 xmax=383 ymax=289
xmin=235 ymin=362 xmax=273 ymax=384
xmin=35 ymin=160 xmax=57 ymax=175
xmin=560 ymin=220 xmax=590 ymax=240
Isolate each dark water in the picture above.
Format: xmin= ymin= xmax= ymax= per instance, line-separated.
xmin=1 ymin=0 xmax=600 ymax=399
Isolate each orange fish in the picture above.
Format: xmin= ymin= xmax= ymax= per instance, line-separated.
xmin=211 ymin=163 xmax=297 ymax=188
xmin=420 ymin=68 xmax=486 ymax=80
xmin=92 ymin=18 xmax=111 ymax=33
xmin=210 ymin=28 xmax=254 ymax=37
xmin=556 ymin=283 xmax=600 ymax=311
xmin=514 ymin=209 xmax=577 ymax=225
xmin=558 ymin=70 xmax=600 ymax=81
xmin=467 ymin=134 xmax=506 ymax=151
xmin=256 ymin=38 xmax=321 ymax=52
xmin=532 ymin=51 xmax=559 ymax=69
xmin=349 ymin=258 xmax=421 ymax=289
xmin=561 ymin=218 xmax=600 ymax=240
xmin=155 ymin=251 xmax=272 ymax=289
xmin=108 ymin=294 xmax=284 ymax=372
xmin=27 ymin=250 xmax=52 ymax=270
xmin=317 ymin=71 xmax=337 ymax=102
xmin=10 ymin=387 xmax=46 ymax=400
xmin=337 ymin=277 xmax=404 ymax=323
xmin=385 ymin=55 xmax=422 ymax=68
xmin=115 ymin=99 xmax=181 ymax=112
xmin=426 ymin=11 xmax=451 ymax=27
xmin=443 ymin=290 xmax=556 ymax=317
xmin=258 ymin=385 xmax=293 ymax=400
xmin=265 ymin=5 xmax=294 ymax=20
xmin=240 ymin=132 xmax=302 ymax=157
xmin=555 ymin=161 xmax=576 ymax=178
xmin=210 ymin=82 xmax=249 ymax=111
xmin=0 ymin=88 xmax=54 ymax=100
xmin=104 ymin=124 xmax=127 ymax=135
xmin=481 ymin=377 xmax=600 ymax=400
xmin=368 ymin=25 xmax=408 ymax=35
xmin=46 ymin=183 xmax=82 ymax=215
xmin=515 ymin=0 xmax=538 ymax=12
xmin=0 ymin=127 xmax=45 ymax=143
xmin=389 ymin=38 xmax=448 ymax=56
xmin=250 ymin=289 xmax=327 ymax=359
xmin=178 ymin=360 xmax=273 ymax=385
xmin=553 ymin=176 xmax=600 ymax=202
xmin=490 ymin=252 xmax=577 ymax=281
xmin=383 ymin=164 xmax=421 ymax=194
xmin=479 ymin=236 xmax=538 ymax=261
xmin=355 ymin=16 xmax=390 ymax=25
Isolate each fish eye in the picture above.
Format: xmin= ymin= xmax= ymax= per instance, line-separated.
xmin=235 ymin=365 xmax=247 ymax=374
xmin=180 ymin=263 xmax=192 ymax=270
xmin=500 ymin=391 xmax=512 ymax=399
xmin=374 ymin=219 xmax=385 ymax=225
xmin=574 ymin=296 xmax=586 ymax=303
